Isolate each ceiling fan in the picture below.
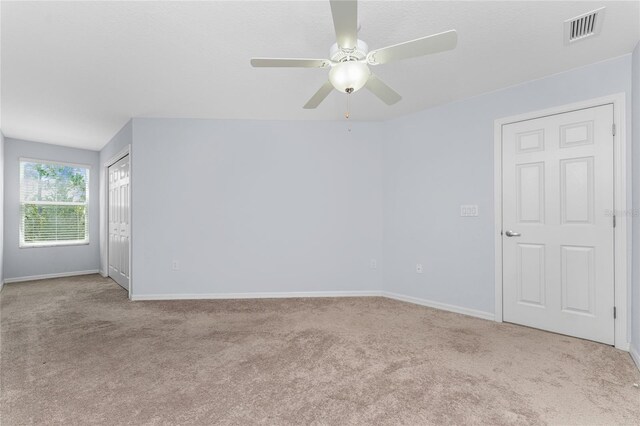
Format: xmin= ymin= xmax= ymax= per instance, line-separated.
xmin=250 ymin=0 xmax=457 ymax=109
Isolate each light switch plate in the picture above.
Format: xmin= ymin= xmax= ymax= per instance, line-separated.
xmin=460 ymin=205 xmax=479 ymax=217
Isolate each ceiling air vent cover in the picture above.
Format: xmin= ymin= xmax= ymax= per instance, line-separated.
xmin=565 ymin=8 xmax=605 ymax=44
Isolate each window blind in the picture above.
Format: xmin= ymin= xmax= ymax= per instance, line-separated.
xmin=19 ymin=160 xmax=90 ymax=247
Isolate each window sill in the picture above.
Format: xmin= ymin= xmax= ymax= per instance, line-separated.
xmin=19 ymin=241 xmax=90 ymax=249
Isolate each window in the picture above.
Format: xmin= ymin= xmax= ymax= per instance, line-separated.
xmin=19 ymin=159 xmax=90 ymax=247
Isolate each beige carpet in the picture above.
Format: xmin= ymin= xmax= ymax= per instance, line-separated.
xmin=1 ymin=275 xmax=639 ymax=425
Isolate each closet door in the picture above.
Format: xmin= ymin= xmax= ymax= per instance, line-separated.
xmin=502 ymin=104 xmax=614 ymax=344
xmin=108 ymin=155 xmax=130 ymax=291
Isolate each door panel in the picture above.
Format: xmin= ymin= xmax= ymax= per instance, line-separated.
xmin=560 ymin=157 xmax=594 ymax=224
xmin=561 ymin=245 xmax=595 ymax=315
xmin=560 ymin=121 xmax=593 ymax=147
xmin=517 ymin=243 xmax=546 ymax=307
xmin=108 ymin=155 xmax=130 ymax=291
xmin=516 ymin=162 xmax=544 ymax=223
xmin=502 ymin=104 xmax=614 ymax=345
xmin=516 ymin=129 xmax=545 ymax=153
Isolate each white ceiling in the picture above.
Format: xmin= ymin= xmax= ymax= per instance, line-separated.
xmin=2 ymin=1 xmax=639 ymax=150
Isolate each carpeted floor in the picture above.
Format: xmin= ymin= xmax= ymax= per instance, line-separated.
xmin=1 ymin=275 xmax=639 ymax=425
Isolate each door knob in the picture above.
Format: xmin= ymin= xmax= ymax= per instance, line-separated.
xmin=505 ymin=230 xmax=521 ymax=237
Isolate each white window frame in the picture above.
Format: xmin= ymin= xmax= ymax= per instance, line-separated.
xmin=19 ymin=157 xmax=91 ymax=248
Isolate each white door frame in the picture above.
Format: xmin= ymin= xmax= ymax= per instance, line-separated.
xmin=103 ymin=145 xmax=133 ymax=299
xmin=494 ymin=93 xmax=628 ymax=350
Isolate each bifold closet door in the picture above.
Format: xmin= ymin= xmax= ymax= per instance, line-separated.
xmin=108 ymin=155 xmax=130 ymax=291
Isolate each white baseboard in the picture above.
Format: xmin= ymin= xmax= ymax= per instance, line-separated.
xmin=4 ymin=270 xmax=100 ymax=284
xmin=131 ymin=289 xmax=494 ymax=321
xmin=630 ymin=344 xmax=640 ymax=372
xmin=131 ymin=290 xmax=382 ymax=301
xmin=616 ymin=341 xmax=630 ymax=352
xmin=381 ymin=291 xmax=496 ymax=321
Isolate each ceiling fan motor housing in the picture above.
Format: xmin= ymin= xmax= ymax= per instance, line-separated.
xmin=329 ymin=39 xmax=369 ymax=63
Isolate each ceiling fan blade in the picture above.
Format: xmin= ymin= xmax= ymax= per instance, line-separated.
xmin=251 ymin=58 xmax=331 ymax=68
xmin=303 ymin=81 xmax=334 ymax=109
xmin=330 ymin=0 xmax=358 ymax=49
xmin=367 ymin=30 xmax=457 ymax=65
xmin=365 ymin=74 xmax=402 ymax=105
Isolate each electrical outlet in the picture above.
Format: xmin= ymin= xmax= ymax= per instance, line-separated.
xmin=370 ymin=259 xmax=377 ymax=270
xmin=416 ymin=263 xmax=423 ymax=274
xmin=172 ymin=260 xmax=180 ymax=271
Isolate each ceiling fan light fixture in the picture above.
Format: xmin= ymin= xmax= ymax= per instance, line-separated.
xmin=251 ymin=0 xmax=457 ymax=108
xmin=329 ymin=61 xmax=370 ymax=93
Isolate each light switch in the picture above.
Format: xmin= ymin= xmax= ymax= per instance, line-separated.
xmin=460 ymin=205 xmax=479 ymax=217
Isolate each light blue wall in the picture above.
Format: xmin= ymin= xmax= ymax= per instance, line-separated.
xmin=99 ymin=120 xmax=132 ymax=274
xmin=632 ymin=43 xmax=640 ymax=361
xmin=129 ymin=118 xmax=384 ymax=297
xmin=382 ymin=55 xmax=633 ymax=317
xmin=99 ymin=120 xmax=132 ymax=166
xmin=112 ymin=55 xmax=633 ymax=315
xmin=3 ymin=139 xmax=100 ymax=279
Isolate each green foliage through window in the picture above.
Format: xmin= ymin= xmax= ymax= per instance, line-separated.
xmin=20 ymin=160 xmax=89 ymax=246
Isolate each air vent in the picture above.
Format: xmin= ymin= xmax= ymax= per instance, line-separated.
xmin=564 ymin=8 xmax=605 ymax=44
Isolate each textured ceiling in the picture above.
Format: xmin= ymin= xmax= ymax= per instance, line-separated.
xmin=2 ymin=1 xmax=639 ymax=150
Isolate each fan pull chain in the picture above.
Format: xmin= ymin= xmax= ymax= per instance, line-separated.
xmin=345 ymin=92 xmax=350 ymax=119
xmin=345 ymin=87 xmax=353 ymax=120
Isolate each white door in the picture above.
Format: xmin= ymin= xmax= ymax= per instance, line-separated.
xmin=502 ymin=104 xmax=615 ymax=345
xmin=108 ymin=155 xmax=130 ymax=291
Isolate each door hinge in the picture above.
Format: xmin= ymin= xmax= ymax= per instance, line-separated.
xmin=613 ymin=215 xmax=616 ymax=228
xmin=613 ymin=306 xmax=617 ymax=319
xmin=612 ymin=123 xmax=616 ymax=136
